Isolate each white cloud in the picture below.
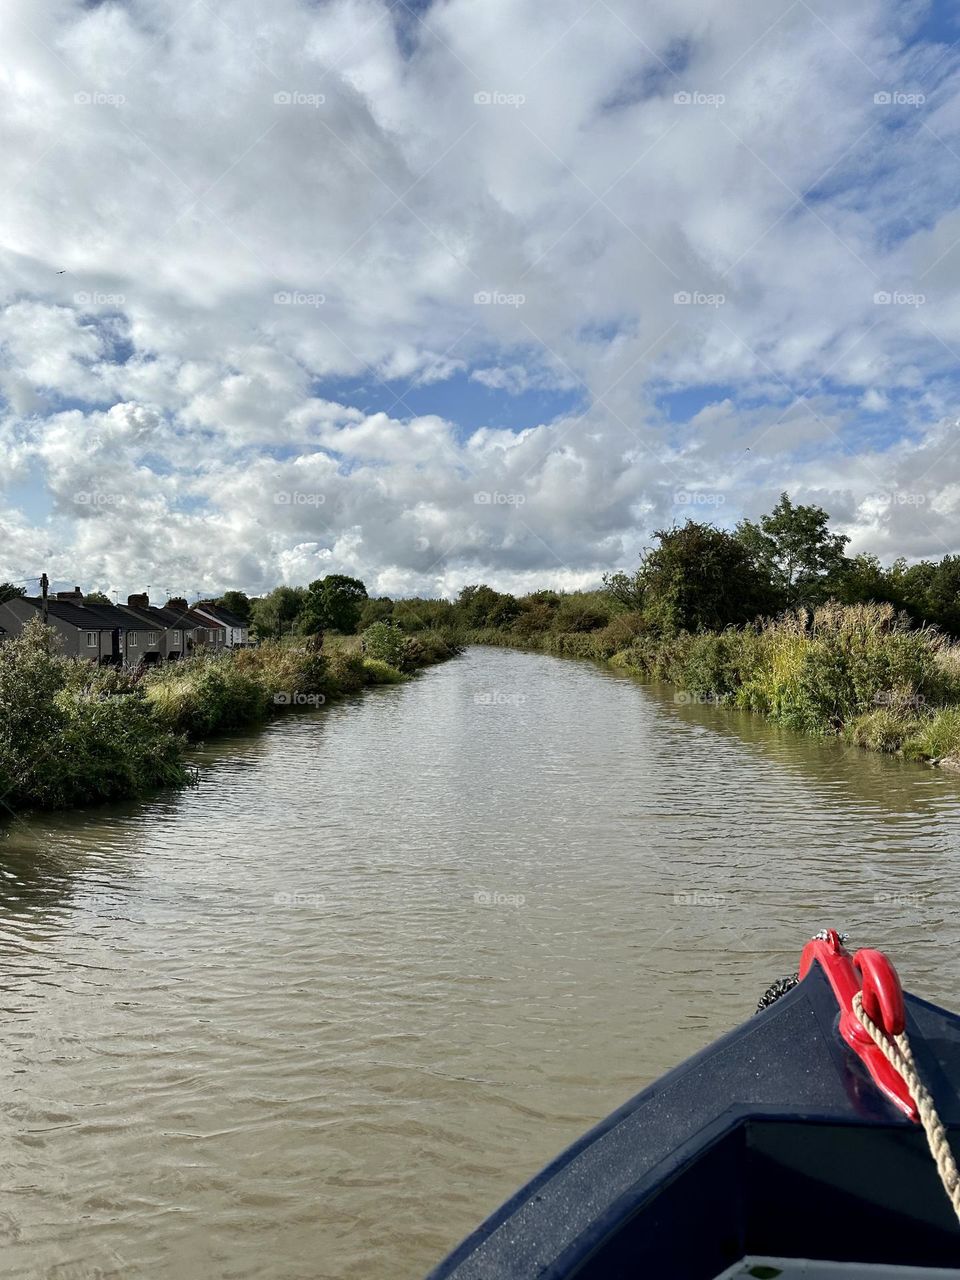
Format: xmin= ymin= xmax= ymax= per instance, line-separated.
xmin=0 ymin=0 xmax=959 ymax=595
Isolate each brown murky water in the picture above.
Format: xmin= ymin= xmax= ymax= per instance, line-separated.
xmin=2 ymin=646 xmax=959 ymax=1279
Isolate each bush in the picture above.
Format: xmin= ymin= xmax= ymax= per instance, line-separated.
xmin=145 ymin=654 xmax=270 ymax=736
xmin=552 ymin=598 xmax=611 ymax=633
xmin=732 ymin=604 xmax=940 ymax=734
xmin=325 ymin=648 xmax=368 ymax=692
xmin=903 ymin=707 xmax=960 ymax=761
xmin=592 ymin=611 xmax=646 ymax=657
xmin=361 ymin=621 xmax=407 ymax=668
xmin=0 ymin=620 xmax=188 ymax=810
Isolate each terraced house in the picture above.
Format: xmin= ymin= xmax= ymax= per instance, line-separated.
xmin=193 ymin=601 xmax=250 ymax=648
xmin=118 ymin=594 xmax=199 ymax=663
xmin=0 ymin=589 xmax=157 ymax=663
xmin=0 ymin=588 xmax=251 ymax=663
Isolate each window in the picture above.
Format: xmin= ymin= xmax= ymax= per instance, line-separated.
xmin=85 ymin=632 xmax=97 ymax=647
xmin=148 ymin=632 xmax=158 ymax=645
xmin=172 ymin=630 xmax=181 ymax=645
xmin=128 ymin=633 xmax=138 ymax=647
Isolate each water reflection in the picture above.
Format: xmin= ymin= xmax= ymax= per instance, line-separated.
xmin=0 ymin=647 xmax=958 ymax=1279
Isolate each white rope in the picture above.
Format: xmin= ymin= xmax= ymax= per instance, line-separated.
xmin=852 ymin=990 xmax=960 ymax=1225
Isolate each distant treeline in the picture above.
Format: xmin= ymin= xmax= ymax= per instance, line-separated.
xmin=157 ymin=493 xmax=960 ymax=644
xmin=7 ymin=493 xmax=954 ymax=648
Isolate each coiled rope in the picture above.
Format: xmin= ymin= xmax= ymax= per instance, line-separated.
xmin=852 ymin=990 xmax=960 ymax=1225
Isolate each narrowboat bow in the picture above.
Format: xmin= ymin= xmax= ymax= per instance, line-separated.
xmin=427 ymin=931 xmax=960 ymax=1278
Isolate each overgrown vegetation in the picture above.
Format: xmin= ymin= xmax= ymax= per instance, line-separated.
xmin=0 ymin=619 xmax=459 ymax=814
xmin=0 ymin=619 xmax=189 ymax=811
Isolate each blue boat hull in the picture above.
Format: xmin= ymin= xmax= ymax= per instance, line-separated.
xmin=427 ymin=961 xmax=960 ymax=1277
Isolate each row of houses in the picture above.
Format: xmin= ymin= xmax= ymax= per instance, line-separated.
xmin=0 ymin=590 xmax=250 ymax=666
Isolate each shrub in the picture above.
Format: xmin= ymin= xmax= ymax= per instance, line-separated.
xmin=552 ymin=598 xmax=611 ymax=633
xmin=592 ymin=611 xmax=646 ymax=657
xmin=0 ymin=620 xmax=188 ymax=810
xmin=361 ymin=621 xmax=407 ymax=669
xmin=903 ymin=707 xmax=960 ymax=761
xmin=145 ymin=654 xmax=270 ymax=736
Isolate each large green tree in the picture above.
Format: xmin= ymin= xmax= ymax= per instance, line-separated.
xmin=736 ymin=493 xmax=849 ymax=607
xmin=358 ymin=597 xmax=395 ymax=630
xmin=299 ymin=575 xmax=368 ymax=635
xmin=636 ymin=520 xmax=775 ymax=633
xmin=456 ymin=584 xmax=520 ymax=628
xmin=886 ymin=555 xmax=960 ymax=634
xmin=0 ymin=583 xmax=27 ymax=604
xmin=249 ymin=586 xmax=306 ymax=640
xmin=216 ymin=590 xmax=252 ymax=625
xmin=825 ymin=554 xmax=890 ymax=606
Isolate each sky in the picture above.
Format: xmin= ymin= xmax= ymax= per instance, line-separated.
xmin=2 ymin=0 xmax=960 ymax=600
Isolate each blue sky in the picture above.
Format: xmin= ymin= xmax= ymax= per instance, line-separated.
xmin=2 ymin=0 xmax=960 ymax=597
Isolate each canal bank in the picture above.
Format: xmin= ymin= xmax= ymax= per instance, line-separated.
xmin=463 ymin=602 xmax=960 ymax=772
xmin=0 ymin=622 xmax=458 ymax=814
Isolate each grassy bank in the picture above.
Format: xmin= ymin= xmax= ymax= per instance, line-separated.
xmin=460 ymin=602 xmax=960 ymax=766
xmin=0 ymin=621 xmax=457 ymax=813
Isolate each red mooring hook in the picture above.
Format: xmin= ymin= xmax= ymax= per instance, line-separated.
xmin=799 ymin=929 xmax=917 ymax=1121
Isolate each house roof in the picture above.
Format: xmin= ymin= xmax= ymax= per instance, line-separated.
xmin=181 ymin=608 xmax=225 ymax=632
xmin=118 ymin=602 xmax=190 ymax=631
xmin=196 ymin=602 xmax=247 ymax=629
xmin=23 ymin=597 xmax=178 ymax=631
xmin=130 ymin=602 xmax=201 ymax=631
xmin=20 ymin=596 xmax=125 ymax=629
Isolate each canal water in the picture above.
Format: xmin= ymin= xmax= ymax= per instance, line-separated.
xmin=2 ymin=646 xmax=959 ymax=1279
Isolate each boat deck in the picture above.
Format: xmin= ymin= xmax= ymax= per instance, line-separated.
xmin=717 ymin=1260 xmax=960 ymax=1278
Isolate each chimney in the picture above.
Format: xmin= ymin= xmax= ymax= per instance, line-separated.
xmin=166 ymin=597 xmax=188 ymax=611
xmin=128 ymin=593 xmax=149 ymax=608
xmin=56 ymin=586 xmax=83 ymax=600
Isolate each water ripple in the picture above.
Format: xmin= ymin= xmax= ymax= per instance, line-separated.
xmin=1 ymin=646 xmax=960 ymax=1277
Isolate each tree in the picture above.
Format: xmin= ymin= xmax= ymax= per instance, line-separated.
xmin=826 ymin=554 xmax=890 ymax=606
xmin=216 ymin=591 xmax=252 ymax=625
xmin=736 ymin=493 xmax=849 ymax=608
xmin=0 ymin=583 xmax=26 ymax=604
xmin=83 ymin=591 xmax=113 ymax=605
xmin=456 ymin=584 xmax=517 ymax=628
xmin=637 ymin=520 xmax=775 ymax=634
xmin=552 ymin=595 xmax=611 ymax=632
xmin=391 ymin=597 xmax=457 ymax=631
xmin=299 ymin=575 xmax=368 ymax=635
xmin=249 ymin=586 xmax=306 ymax=641
xmin=886 ymin=555 xmax=960 ymax=634
xmin=358 ymin=597 xmax=395 ymax=630
xmin=602 ymin=570 xmax=644 ymax=612
xmin=488 ymin=593 xmax=521 ymax=627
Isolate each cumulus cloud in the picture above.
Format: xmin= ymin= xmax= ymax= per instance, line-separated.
xmin=1 ymin=0 xmax=959 ymax=596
